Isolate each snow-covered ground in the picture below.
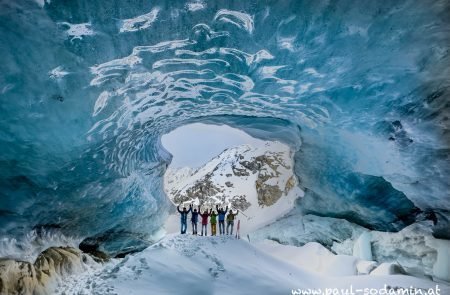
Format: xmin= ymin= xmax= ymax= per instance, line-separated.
xmin=56 ymin=234 xmax=448 ymax=295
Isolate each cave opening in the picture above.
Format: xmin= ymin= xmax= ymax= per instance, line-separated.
xmin=160 ymin=121 xmax=302 ymax=235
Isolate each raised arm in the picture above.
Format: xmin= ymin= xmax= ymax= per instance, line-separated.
xmin=235 ymin=210 xmax=239 ymax=216
xmin=224 ymin=206 xmax=228 ymax=214
xmin=187 ymin=205 xmax=192 ymax=213
xmin=177 ymin=205 xmax=182 ymax=214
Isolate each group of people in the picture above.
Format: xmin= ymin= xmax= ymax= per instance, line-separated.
xmin=177 ymin=204 xmax=239 ymax=236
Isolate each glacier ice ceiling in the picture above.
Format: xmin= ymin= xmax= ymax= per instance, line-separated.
xmin=0 ymin=0 xmax=449 ymax=254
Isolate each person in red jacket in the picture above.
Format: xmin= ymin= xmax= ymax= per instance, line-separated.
xmin=199 ymin=207 xmax=211 ymax=236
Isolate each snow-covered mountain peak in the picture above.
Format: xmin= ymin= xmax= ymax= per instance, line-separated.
xmin=164 ymin=141 xmax=304 ymax=233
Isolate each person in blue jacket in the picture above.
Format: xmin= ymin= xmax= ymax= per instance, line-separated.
xmin=177 ymin=204 xmax=191 ymax=234
xmin=216 ymin=204 xmax=228 ymax=235
xmin=191 ymin=204 xmax=200 ymax=235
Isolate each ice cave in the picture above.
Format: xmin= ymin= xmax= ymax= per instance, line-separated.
xmin=0 ymin=0 xmax=449 ymax=294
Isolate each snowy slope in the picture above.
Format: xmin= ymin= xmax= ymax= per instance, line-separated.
xmin=164 ymin=167 xmax=195 ymax=190
xmin=164 ymin=141 xmax=304 ymax=233
xmin=56 ymin=235 xmax=449 ymax=295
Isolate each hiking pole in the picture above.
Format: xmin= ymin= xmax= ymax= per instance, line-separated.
xmin=227 ymin=205 xmax=242 ymax=239
xmin=229 ymin=205 xmax=250 ymax=220
xmin=235 ymin=219 xmax=240 ymax=239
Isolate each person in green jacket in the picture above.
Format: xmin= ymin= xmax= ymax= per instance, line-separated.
xmin=226 ymin=209 xmax=239 ymax=235
xmin=210 ymin=209 xmax=218 ymax=236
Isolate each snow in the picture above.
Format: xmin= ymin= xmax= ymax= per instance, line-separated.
xmin=356 ymin=260 xmax=378 ymax=275
xmin=371 ymin=263 xmax=405 ymax=276
xmin=164 ymin=167 xmax=195 ymax=191
xmin=255 ymin=240 xmax=335 ymax=273
xmin=56 ymin=235 xmax=449 ymax=295
xmin=256 ymin=240 xmax=363 ymax=276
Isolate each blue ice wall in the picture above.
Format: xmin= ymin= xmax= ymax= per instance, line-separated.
xmin=0 ymin=0 xmax=449 ymax=253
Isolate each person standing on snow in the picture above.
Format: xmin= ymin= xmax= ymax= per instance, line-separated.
xmin=199 ymin=207 xmax=211 ymax=236
xmin=177 ymin=204 xmax=191 ymax=234
xmin=226 ymin=209 xmax=239 ymax=235
xmin=191 ymin=204 xmax=200 ymax=235
xmin=210 ymin=209 xmax=218 ymax=236
xmin=216 ymin=204 xmax=228 ymax=235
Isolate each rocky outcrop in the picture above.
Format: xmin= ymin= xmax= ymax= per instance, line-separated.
xmin=0 ymin=259 xmax=44 ymax=295
xmin=0 ymin=247 xmax=99 ymax=295
xmin=78 ymin=239 xmax=110 ymax=263
xmin=284 ymin=176 xmax=296 ymax=194
xmin=172 ymin=172 xmax=224 ymax=204
xmin=230 ymin=195 xmax=251 ymax=211
xmin=254 ymin=154 xmax=293 ymax=206
xmin=231 ymin=164 xmax=250 ymax=177
xmin=256 ymin=179 xmax=283 ymax=206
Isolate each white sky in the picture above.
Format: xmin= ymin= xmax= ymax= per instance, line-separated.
xmin=161 ymin=123 xmax=266 ymax=168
